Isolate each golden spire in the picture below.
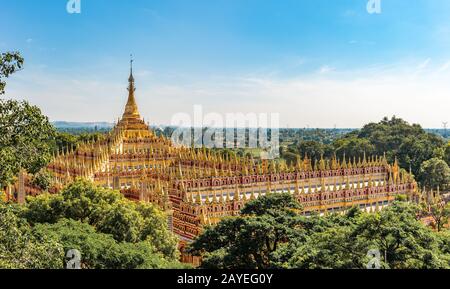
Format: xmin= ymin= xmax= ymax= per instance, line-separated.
xmin=122 ymin=55 xmax=141 ymax=120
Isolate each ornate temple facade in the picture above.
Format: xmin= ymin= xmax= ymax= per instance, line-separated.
xmin=8 ymin=64 xmax=418 ymax=258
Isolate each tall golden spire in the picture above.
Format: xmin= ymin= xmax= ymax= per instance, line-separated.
xmin=122 ymin=55 xmax=140 ymax=120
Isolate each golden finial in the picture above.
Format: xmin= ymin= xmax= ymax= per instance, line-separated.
xmin=122 ymin=55 xmax=140 ymax=120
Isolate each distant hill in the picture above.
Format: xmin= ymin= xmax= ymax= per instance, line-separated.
xmin=425 ymin=129 xmax=449 ymax=140
xmin=51 ymin=122 xmax=449 ymax=141
xmin=52 ymin=122 xmax=114 ymax=134
xmin=53 ymin=121 xmax=114 ymax=129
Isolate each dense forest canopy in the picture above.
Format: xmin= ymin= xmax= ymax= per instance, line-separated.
xmin=0 ymin=100 xmax=56 ymax=187
xmin=282 ymin=117 xmax=450 ymax=190
xmin=0 ymin=180 xmax=186 ymax=269
xmin=190 ymin=194 xmax=450 ymax=269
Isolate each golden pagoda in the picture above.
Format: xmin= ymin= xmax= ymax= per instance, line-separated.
xmin=13 ymin=61 xmax=417 ymax=251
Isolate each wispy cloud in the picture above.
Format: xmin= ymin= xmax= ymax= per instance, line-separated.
xmin=437 ymin=61 xmax=450 ymax=72
xmin=3 ymin=60 xmax=450 ymax=128
xmin=417 ymin=58 xmax=431 ymax=71
xmin=318 ymin=65 xmax=335 ymax=74
xmin=135 ymin=70 xmax=153 ymax=77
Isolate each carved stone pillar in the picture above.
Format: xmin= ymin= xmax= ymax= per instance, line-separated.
xmin=17 ymin=169 xmax=26 ymax=204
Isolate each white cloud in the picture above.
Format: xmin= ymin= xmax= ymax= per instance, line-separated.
xmin=135 ymin=70 xmax=152 ymax=77
xmin=318 ymin=65 xmax=335 ymax=74
xmin=3 ymin=60 xmax=450 ymax=128
xmin=416 ymin=58 xmax=431 ymax=71
xmin=438 ymin=61 xmax=450 ymax=72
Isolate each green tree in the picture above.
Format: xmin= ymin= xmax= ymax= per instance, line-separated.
xmin=445 ymin=142 xmax=450 ymax=166
xmin=0 ymin=52 xmax=24 ymax=95
xmin=53 ymin=132 xmax=78 ymax=153
xmin=281 ymin=151 xmax=299 ymax=166
xmin=354 ymin=201 xmax=447 ymax=269
xmin=333 ymin=137 xmax=376 ymax=160
xmin=51 ymin=131 xmax=108 ymax=153
xmin=96 ymin=200 xmax=145 ymax=243
xmin=436 ymin=230 xmax=450 ymax=267
xmin=189 ymin=194 xmax=305 ymax=269
xmin=191 ymin=195 xmax=450 ymax=269
xmin=288 ymin=221 xmax=366 ymax=269
xmin=34 ymin=219 xmax=184 ymax=269
xmin=0 ymin=100 xmax=56 ymax=187
xmin=290 ymin=201 xmax=448 ymax=269
xmin=421 ymin=199 xmax=450 ymax=232
xmin=297 ymin=141 xmax=328 ymax=160
xmin=336 ymin=117 xmax=444 ymax=179
xmin=23 ymin=180 xmax=179 ymax=260
xmin=135 ymin=201 xmax=180 ymax=258
xmin=419 ymin=158 xmax=450 ymax=190
xmin=30 ymin=169 xmax=54 ymax=191
xmin=0 ymin=201 xmax=63 ymax=269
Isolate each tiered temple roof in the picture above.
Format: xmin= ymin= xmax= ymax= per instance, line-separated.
xmin=13 ymin=62 xmax=417 ymax=248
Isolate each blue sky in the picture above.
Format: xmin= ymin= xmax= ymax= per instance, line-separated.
xmin=1 ymin=0 xmax=450 ymax=128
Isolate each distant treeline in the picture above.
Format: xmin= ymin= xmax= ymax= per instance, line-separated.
xmin=53 ymin=121 xmax=113 ymax=135
xmin=56 ymin=127 xmax=112 ymax=135
xmin=53 ymin=119 xmax=450 ymax=191
xmin=55 ymin=124 xmax=448 ymax=142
